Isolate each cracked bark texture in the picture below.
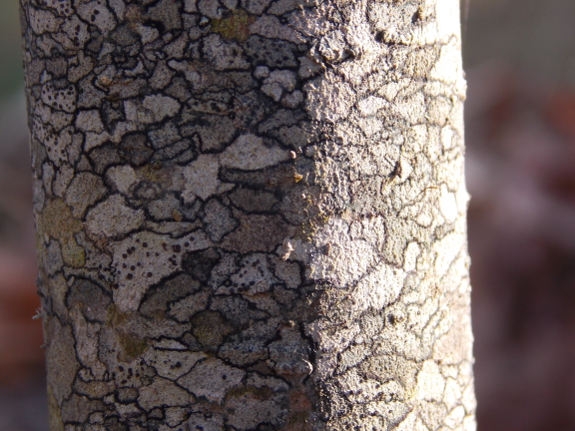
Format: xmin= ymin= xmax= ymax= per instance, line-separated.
xmin=20 ymin=0 xmax=476 ymax=429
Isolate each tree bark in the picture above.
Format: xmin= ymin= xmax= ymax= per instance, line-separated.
xmin=20 ymin=0 xmax=475 ymax=429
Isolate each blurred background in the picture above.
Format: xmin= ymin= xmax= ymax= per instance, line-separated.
xmin=0 ymin=1 xmax=49 ymax=431
xmin=2 ymin=0 xmax=575 ymax=429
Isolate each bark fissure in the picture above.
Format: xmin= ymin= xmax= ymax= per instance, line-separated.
xmin=20 ymin=0 xmax=475 ymax=429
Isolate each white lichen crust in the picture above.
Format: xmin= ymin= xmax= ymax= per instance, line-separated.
xmin=21 ymin=0 xmax=476 ymax=429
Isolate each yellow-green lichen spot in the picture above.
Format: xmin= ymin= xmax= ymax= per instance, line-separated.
xmin=212 ymin=9 xmax=255 ymax=43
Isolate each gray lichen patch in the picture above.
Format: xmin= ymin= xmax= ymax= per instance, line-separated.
xmin=229 ymin=186 xmax=279 ymax=212
xmin=69 ymin=307 xmax=107 ymax=379
xmin=225 ymin=382 xmax=289 ymax=430
xmin=65 ymin=172 xmax=107 ymax=218
xmin=40 ymin=82 xmax=77 ymax=113
xmin=222 ymin=212 xmax=291 ymax=253
xmin=86 ymin=194 xmax=145 ymax=239
xmin=75 ymin=0 xmax=117 ymax=32
xmin=139 ymin=273 xmax=201 ymax=317
xmin=66 ymin=278 xmax=111 ymax=322
xmin=138 ymin=377 xmax=195 ymax=411
xmin=124 ymin=95 xmax=181 ymax=124
xmin=219 ymin=327 xmax=271 ymax=366
xmin=182 ymin=154 xmax=233 ymax=202
xmin=44 ymin=316 xmax=80 ymax=405
xmin=203 ymin=34 xmax=251 ymax=70
xmin=177 ymin=358 xmax=245 ymax=403
xmin=111 ymin=230 xmax=212 ymax=311
xmin=261 ymin=70 xmax=298 ymax=102
xmin=219 ymin=133 xmax=290 ymax=171
xmin=105 ymin=165 xmax=138 ymax=195
xmin=202 ymin=198 xmax=239 ymax=242
xmin=168 ymin=290 xmax=211 ymax=322
xmin=33 ymin=124 xmax=74 ymax=166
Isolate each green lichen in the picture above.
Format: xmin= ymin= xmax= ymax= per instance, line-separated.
xmin=105 ymin=306 xmax=148 ymax=361
xmin=211 ymin=9 xmax=255 ymax=43
xmin=139 ymin=159 xmax=164 ymax=182
xmin=47 ymin=385 xmax=64 ymax=431
xmin=298 ymin=213 xmax=330 ymax=243
xmin=192 ymin=311 xmax=233 ymax=352
xmin=63 ymin=237 xmax=86 ymax=268
xmin=119 ymin=332 xmax=148 ymax=361
xmin=36 ymin=199 xmax=85 ymax=268
xmin=106 ymin=304 xmax=129 ymax=327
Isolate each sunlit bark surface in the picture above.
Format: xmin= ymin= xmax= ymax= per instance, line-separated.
xmin=20 ymin=0 xmax=475 ymax=429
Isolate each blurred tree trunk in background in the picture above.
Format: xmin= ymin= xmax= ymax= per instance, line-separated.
xmin=19 ymin=0 xmax=475 ymax=429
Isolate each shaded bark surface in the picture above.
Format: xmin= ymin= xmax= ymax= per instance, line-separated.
xmin=20 ymin=0 xmax=475 ymax=429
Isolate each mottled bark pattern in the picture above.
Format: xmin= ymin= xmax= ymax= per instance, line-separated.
xmin=21 ymin=0 xmax=475 ymax=429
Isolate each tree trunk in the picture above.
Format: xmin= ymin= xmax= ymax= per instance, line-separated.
xmin=20 ymin=0 xmax=475 ymax=429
